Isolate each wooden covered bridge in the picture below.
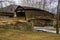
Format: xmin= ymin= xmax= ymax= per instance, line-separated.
xmin=0 ymin=5 xmax=55 ymax=26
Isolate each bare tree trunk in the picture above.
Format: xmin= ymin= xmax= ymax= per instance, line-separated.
xmin=56 ymin=0 xmax=59 ymax=34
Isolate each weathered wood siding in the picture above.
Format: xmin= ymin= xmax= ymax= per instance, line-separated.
xmin=25 ymin=10 xmax=54 ymax=26
xmin=25 ymin=10 xmax=54 ymax=20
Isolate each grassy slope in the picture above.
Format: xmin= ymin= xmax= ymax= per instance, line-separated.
xmin=0 ymin=28 xmax=60 ymax=40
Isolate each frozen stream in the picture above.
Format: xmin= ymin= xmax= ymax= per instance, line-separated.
xmin=34 ymin=26 xmax=60 ymax=33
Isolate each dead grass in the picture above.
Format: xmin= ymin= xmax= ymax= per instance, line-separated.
xmin=0 ymin=28 xmax=60 ymax=40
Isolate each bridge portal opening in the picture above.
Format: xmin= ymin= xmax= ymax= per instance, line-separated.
xmin=15 ymin=6 xmax=25 ymax=17
xmin=16 ymin=12 xmax=25 ymax=17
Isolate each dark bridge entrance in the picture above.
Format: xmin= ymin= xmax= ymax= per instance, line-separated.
xmin=15 ymin=6 xmax=25 ymax=18
xmin=16 ymin=12 xmax=25 ymax=17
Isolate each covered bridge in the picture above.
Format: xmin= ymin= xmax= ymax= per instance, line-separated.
xmin=15 ymin=5 xmax=54 ymax=26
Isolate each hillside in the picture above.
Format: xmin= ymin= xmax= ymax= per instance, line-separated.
xmin=0 ymin=28 xmax=60 ymax=40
